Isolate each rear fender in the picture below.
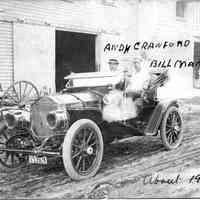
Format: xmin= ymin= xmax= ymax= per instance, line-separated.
xmin=144 ymin=100 xmax=179 ymax=136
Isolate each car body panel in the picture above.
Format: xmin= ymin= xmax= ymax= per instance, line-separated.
xmin=145 ymin=100 xmax=179 ymax=136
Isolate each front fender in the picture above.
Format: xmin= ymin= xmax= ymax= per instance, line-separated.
xmin=144 ymin=100 xmax=179 ymax=136
xmin=69 ymin=109 xmax=103 ymax=126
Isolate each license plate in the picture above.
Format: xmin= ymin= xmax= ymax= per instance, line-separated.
xmin=28 ymin=155 xmax=47 ymax=165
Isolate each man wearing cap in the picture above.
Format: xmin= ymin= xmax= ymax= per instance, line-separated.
xmin=107 ymin=58 xmax=127 ymax=90
xmin=108 ymin=58 xmax=120 ymax=72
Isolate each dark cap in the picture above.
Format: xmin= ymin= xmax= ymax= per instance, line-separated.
xmin=108 ymin=59 xmax=119 ymax=65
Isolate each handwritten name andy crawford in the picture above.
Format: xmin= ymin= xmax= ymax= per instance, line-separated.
xmin=104 ymin=40 xmax=190 ymax=54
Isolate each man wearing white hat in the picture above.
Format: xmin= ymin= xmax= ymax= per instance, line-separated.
xmin=122 ymin=54 xmax=156 ymax=116
xmin=123 ymin=55 xmax=151 ymax=96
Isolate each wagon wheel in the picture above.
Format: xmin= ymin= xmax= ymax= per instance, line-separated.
xmin=160 ymin=106 xmax=183 ymax=150
xmin=0 ymin=125 xmax=27 ymax=172
xmin=1 ymin=80 xmax=40 ymax=107
xmin=62 ymin=119 xmax=104 ymax=180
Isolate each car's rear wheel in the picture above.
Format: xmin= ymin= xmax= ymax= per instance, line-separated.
xmin=62 ymin=119 xmax=104 ymax=180
xmin=1 ymin=80 xmax=40 ymax=107
xmin=0 ymin=125 xmax=27 ymax=172
xmin=160 ymin=106 xmax=183 ymax=150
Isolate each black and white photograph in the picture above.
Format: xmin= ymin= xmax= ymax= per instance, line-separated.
xmin=0 ymin=0 xmax=200 ymax=199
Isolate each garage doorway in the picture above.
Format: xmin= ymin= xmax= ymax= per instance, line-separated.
xmin=56 ymin=30 xmax=96 ymax=91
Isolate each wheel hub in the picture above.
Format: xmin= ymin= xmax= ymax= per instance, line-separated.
xmin=173 ymin=125 xmax=180 ymax=132
xmin=86 ymin=146 xmax=93 ymax=155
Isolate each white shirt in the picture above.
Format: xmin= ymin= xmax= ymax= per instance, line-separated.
xmin=126 ymin=63 xmax=151 ymax=92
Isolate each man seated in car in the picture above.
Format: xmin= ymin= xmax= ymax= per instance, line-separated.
xmin=103 ymin=56 xmax=153 ymax=121
xmin=105 ymin=56 xmax=153 ymax=100
xmin=107 ymin=58 xmax=128 ymax=90
xmin=125 ymin=56 xmax=152 ymax=100
xmin=110 ymin=55 xmax=152 ymax=99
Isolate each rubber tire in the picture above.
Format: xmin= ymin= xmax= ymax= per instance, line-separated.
xmin=62 ymin=119 xmax=104 ymax=180
xmin=160 ymin=106 xmax=183 ymax=150
xmin=0 ymin=124 xmax=27 ymax=172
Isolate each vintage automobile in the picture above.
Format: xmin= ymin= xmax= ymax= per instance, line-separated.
xmin=0 ymin=71 xmax=183 ymax=180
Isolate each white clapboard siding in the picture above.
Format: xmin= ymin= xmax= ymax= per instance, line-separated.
xmin=0 ymin=21 xmax=13 ymax=90
xmin=0 ymin=0 xmax=101 ymax=33
xmin=0 ymin=0 xmax=137 ymax=34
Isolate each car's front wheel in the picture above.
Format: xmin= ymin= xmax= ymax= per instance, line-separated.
xmin=62 ymin=119 xmax=104 ymax=180
xmin=0 ymin=125 xmax=27 ymax=172
xmin=160 ymin=106 xmax=183 ymax=150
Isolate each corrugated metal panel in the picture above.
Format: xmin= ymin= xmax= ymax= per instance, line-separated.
xmin=0 ymin=21 xmax=13 ymax=90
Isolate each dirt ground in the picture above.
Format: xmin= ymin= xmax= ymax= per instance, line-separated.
xmin=1 ymin=103 xmax=200 ymax=199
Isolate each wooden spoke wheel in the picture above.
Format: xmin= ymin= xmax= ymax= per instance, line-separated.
xmin=160 ymin=106 xmax=183 ymax=150
xmin=1 ymin=80 xmax=40 ymax=107
xmin=0 ymin=127 xmax=27 ymax=172
xmin=62 ymin=119 xmax=104 ymax=180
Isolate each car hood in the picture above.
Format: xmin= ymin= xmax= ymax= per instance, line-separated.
xmin=31 ymin=91 xmax=102 ymax=137
xmin=46 ymin=91 xmax=101 ymax=105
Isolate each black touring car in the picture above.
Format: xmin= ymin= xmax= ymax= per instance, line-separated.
xmin=0 ymin=71 xmax=183 ymax=180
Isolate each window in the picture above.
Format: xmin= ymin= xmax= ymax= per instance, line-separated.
xmin=176 ymin=1 xmax=186 ymax=18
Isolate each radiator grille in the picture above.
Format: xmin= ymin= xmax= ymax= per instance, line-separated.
xmin=31 ymin=97 xmax=58 ymax=137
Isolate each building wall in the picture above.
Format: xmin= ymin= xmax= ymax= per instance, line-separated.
xmin=137 ymin=0 xmax=200 ymax=98
xmin=1 ymin=0 xmax=200 ymax=97
xmin=0 ymin=0 xmax=138 ymax=91
xmin=137 ymin=0 xmax=157 ymax=41
xmin=137 ymin=0 xmax=193 ymax=60
xmin=13 ymin=23 xmax=55 ymax=92
xmin=187 ymin=1 xmax=200 ymax=37
xmin=97 ymin=0 xmax=138 ymax=72
xmin=0 ymin=0 xmax=138 ymax=35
